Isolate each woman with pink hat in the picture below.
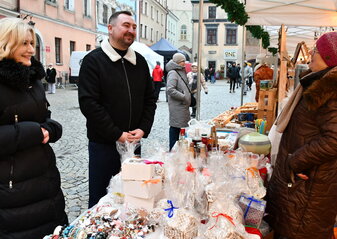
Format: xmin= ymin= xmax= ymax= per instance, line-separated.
xmin=266 ymin=31 xmax=337 ymax=239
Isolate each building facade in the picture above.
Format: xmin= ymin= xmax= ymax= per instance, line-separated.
xmin=166 ymin=9 xmax=178 ymax=47
xmin=166 ymin=0 xmax=193 ymax=61
xmin=0 ymin=0 xmax=97 ymax=80
xmin=191 ymin=0 xmax=260 ymax=77
xmin=96 ymin=0 xmax=136 ymax=46
xmin=0 ymin=0 xmax=18 ymax=18
xmin=139 ymin=0 xmax=167 ymax=46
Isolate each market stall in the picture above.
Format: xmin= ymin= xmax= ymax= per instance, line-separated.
xmin=45 ymin=120 xmax=274 ymax=239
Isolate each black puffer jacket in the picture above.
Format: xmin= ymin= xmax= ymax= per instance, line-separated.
xmin=0 ymin=58 xmax=68 ymax=239
xmin=266 ymin=67 xmax=337 ymax=239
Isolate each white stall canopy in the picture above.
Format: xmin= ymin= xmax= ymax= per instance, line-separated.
xmin=246 ymin=0 xmax=337 ymax=27
xmin=245 ymin=0 xmax=337 ymax=52
xmin=130 ymin=41 xmax=164 ymax=74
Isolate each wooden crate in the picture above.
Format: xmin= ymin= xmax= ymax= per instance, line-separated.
xmin=258 ymin=88 xmax=277 ymax=111
xmin=257 ymin=109 xmax=276 ymax=132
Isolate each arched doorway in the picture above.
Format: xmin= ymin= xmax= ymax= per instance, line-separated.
xmin=35 ymin=34 xmax=41 ymax=62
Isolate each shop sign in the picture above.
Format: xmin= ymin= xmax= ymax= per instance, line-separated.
xmin=224 ymin=49 xmax=237 ymax=60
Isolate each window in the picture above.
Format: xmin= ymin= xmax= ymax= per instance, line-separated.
xmin=156 ymin=10 xmax=159 ymax=22
xmin=226 ymin=25 xmax=238 ymax=45
xmin=70 ymin=41 xmax=75 ymax=55
xmin=84 ymin=0 xmax=90 ymax=16
xmin=151 ymin=28 xmax=153 ymax=41
xmin=144 ymin=2 xmax=148 ymax=15
xmin=156 ymin=31 xmax=158 ymax=41
xmin=65 ymin=0 xmax=74 ymax=11
xmin=151 ymin=6 xmax=153 ymax=19
xmin=55 ymin=37 xmax=62 ymax=64
xmin=140 ymin=24 xmax=143 ymax=38
xmin=103 ymin=4 xmax=108 ymax=24
xmin=206 ymin=27 xmax=217 ymax=44
xmin=86 ymin=44 xmax=91 ymax=51
xmin=111 ymin=7 xmax=116 ymax=16
xmin=144 ymin=25 xmax=147 ymax=39
xmin=209 ymin=6 xmax=216 ymax=19
xmin=180 ymin=25 xmax=187 ymax=40
xmin=161 ymin=14 xmax=163 ymax=25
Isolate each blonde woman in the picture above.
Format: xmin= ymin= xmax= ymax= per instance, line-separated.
xmin=0 ymin=18 xmax=67 ymax=238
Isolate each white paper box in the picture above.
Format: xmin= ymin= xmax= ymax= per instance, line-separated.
xmin=123 ymin=177 xmax=162 ymax=199
xmin=125 ymin=195 xmax=155 ymax=211
xmin=121 ymin=158 xmax=155 ymax=180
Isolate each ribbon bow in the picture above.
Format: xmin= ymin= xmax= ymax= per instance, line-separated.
xmin=143 ymin=160 xmax=164 ymax=166
xmin=142 ymin=179 xmax=161 ymax=185
xmin=164 ymin=200 xmax=179 ymax=218
xmin=246 ymin=167 xmax=259 ymax=176
xmin=186 ymin=161 xmax=196 ymax=173
xmin=209 ymin=212 xmax=235 ymax=230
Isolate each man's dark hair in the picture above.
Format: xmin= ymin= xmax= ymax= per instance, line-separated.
xmin=108 ymin=11 xmax=132 ymax=25
xmin=156 ymin=61 xmax=160 ymax=65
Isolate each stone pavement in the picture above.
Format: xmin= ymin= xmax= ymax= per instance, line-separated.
xmin=46 ymin=80 xmax=254 ymax=222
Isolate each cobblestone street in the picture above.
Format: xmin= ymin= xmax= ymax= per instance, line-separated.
xmin=46 ymin=80 xmax=254 ymax=222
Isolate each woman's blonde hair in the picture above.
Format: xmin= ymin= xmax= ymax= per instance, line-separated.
xmin=0 ymin=17 xmax=36 ymax=61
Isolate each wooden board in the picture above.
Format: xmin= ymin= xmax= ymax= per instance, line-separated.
xmin=258 ymin=88 xmax=277 ymax=111
xmin=278 ymin=24 xmax=288 ymax=112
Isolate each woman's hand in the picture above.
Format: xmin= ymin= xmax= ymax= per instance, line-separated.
xmin=41 ymin=127 xmax=49 ymax=144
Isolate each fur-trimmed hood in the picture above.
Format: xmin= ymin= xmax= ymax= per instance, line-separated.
xmin=0 ymin=57 xmax=46 ymax=91
xmin=302 ymin=66 xmax=337 ymax=110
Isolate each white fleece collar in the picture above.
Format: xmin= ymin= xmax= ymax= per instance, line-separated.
xmin=101 ymin=38 xmax=136 ymax=65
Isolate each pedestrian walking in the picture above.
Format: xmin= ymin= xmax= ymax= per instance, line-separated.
xmin=246 ymin=62 xmax=253 ymax=90
xmin=236 ymin=63 xmax=242 ymax=87
xmin=46 ymin=63 xmax=57 ymax=94
xmin=204 ymin=67 xmax=210 ymax=82
xmin=152 ymin=61 xmax=164 ymax=102
xmin=78 ymin=11 xmax=157 ymax=208
xmin=166 ymin=53 xmax=191 ymax=151
xmin=187 ymin=62 xmax=208 ymax=118
xmin=209 ymin=67 xmax=216 ymax=84
xmin=227 ymin=62 xmax=239 ymax=93
xmin=0 ymin=17 xmax=68 ymax=239
xmin=266 ymin=31 xmax=337 ymax=239
xmin=240 ymin=62 xmax=252 ymax=95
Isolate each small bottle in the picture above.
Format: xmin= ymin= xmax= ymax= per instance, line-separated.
xmin=178 ymin=128 xmax=186 ymax=146
xmin=210 ymin=126 xmax=218 ymax=151
xmin=189 ymin=142 xmax=195 ymax=159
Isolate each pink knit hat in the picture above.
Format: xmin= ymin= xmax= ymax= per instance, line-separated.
xmin=316 ymin=31 xmax=337 ymax=67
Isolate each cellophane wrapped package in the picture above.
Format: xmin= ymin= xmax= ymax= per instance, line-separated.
xmin=238 ymin=193 xmax=266 ymax=228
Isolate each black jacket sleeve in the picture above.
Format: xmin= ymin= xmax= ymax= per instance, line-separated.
xmin=0 ymin=121 xmax=43 ymax=157
xmin=78 ymin=54 xmax=123 ymax=142
xmin=40 ymin=117 xmax=62 ymax=143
